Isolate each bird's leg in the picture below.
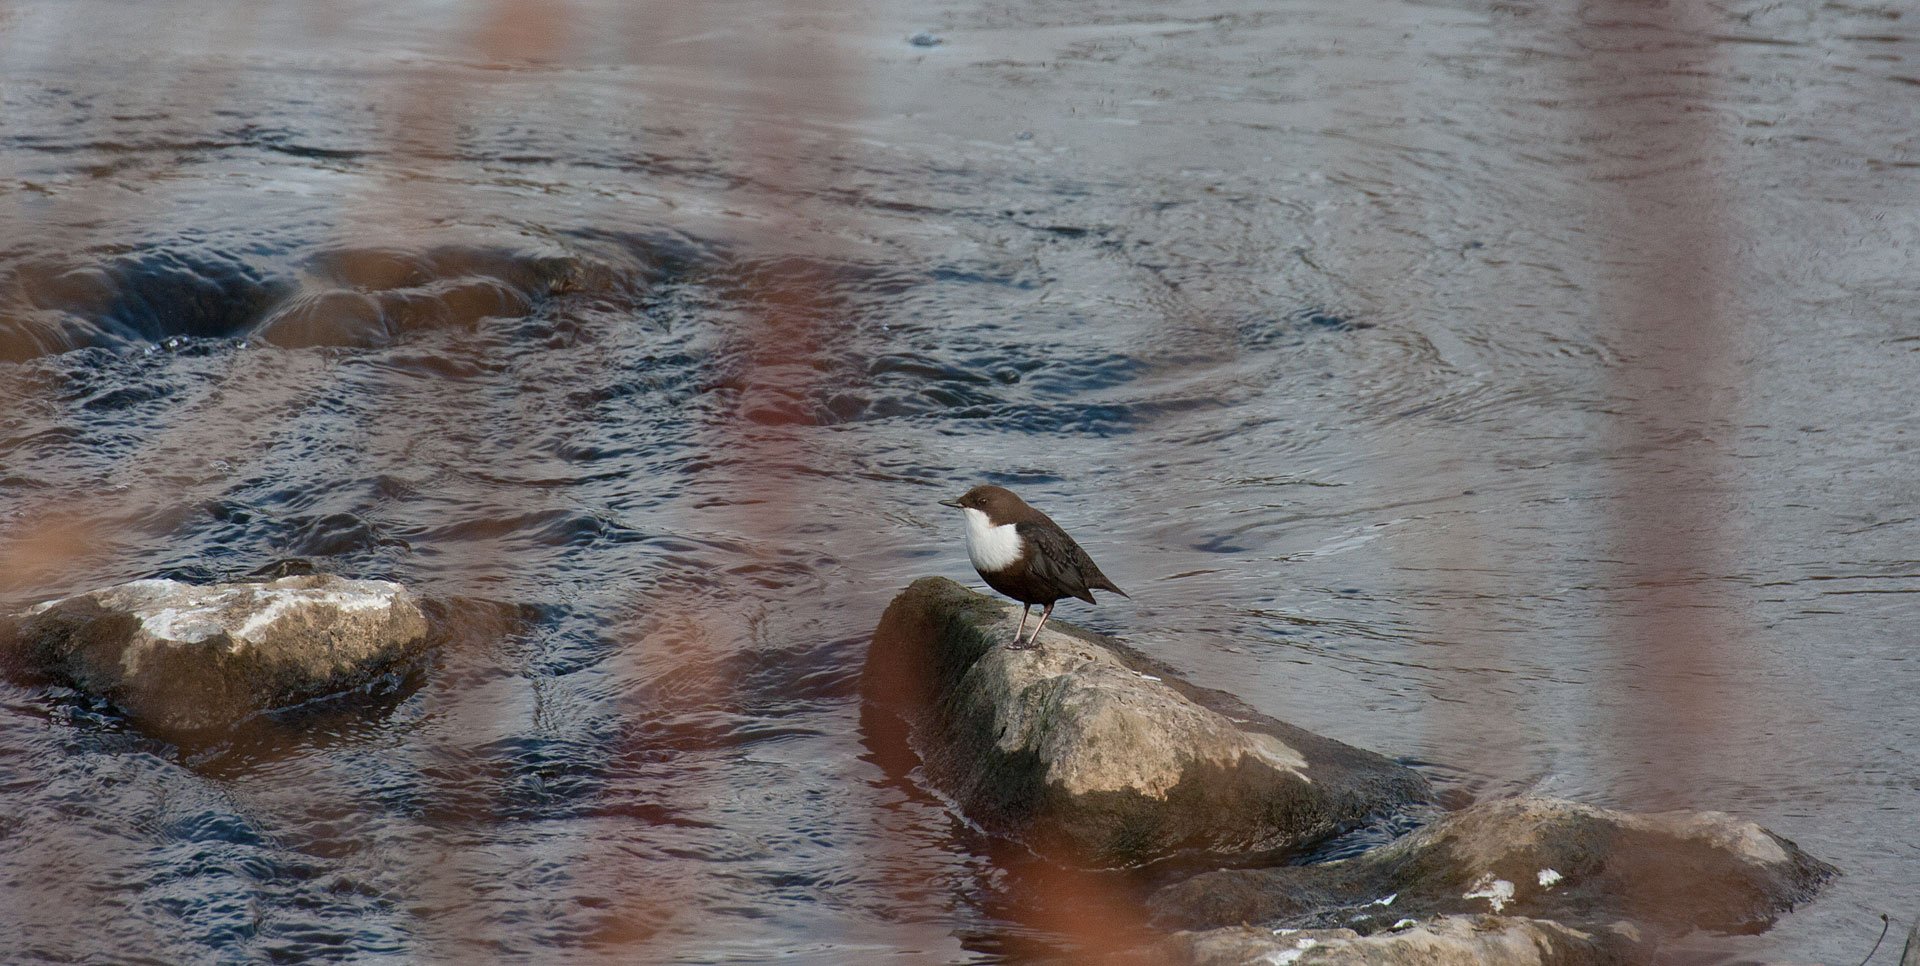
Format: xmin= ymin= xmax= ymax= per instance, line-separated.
xmin=1010 ymin=604 xmax=1032 ymax=647
xmin=1011 ymin=602 xmax=1054 ymax=650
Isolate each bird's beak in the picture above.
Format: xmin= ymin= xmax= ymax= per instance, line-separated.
xmin=938 ymin=499 xmax=962 ymax=509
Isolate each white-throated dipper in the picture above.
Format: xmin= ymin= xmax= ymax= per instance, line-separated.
xmin=939 ymin=484 xmax=1128 ymax=649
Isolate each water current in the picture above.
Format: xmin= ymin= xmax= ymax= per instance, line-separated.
xmin=1 ymin=0 xmax=1916 ymax=962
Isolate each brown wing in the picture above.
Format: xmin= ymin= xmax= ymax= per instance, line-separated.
xmin=1016 ymin=521 xmax=1127 ymax=604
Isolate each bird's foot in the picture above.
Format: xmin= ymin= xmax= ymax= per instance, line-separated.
xmin=1005 ymin=636 xmax=1038 ymax=651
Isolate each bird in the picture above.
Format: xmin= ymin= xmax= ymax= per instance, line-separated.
xmin=938 ymin=484 xmax=1128 ymax=649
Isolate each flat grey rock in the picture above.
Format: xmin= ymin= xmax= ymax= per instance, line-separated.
xmin=863 ymin=576 xmax=1430 ymax=867
xmin=11 ymin=574 xmax=430 ymax=733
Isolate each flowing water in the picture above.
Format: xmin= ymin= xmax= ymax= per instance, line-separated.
xmin=1 ymin=0 xmax=1916 ymax=962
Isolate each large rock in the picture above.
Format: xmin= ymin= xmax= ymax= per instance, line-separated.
xmin=1165 ymin=915 xmax=1649 ymax=966
xmin=863 ymin=576 xmax=1431 ymax=867
xmin=9 ymin=574 xmax=430 ymax=733
xmin=1150 ymin=796 xmax=1836 ymax=943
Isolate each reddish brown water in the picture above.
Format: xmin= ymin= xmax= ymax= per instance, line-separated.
xmin=2 ymin=0 xmax=1916 ymax=962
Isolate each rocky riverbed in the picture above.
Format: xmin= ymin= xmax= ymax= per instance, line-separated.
xmin=866 ymin=578 xmax=1835 ymax=964
xmin=2 ymin=0 xmax=1911 ymax=959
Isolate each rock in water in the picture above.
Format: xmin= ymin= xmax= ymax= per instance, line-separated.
xmin=863 ymin=576 xmax=1431 ymax=867
xmin=11 ymin=574 xmax=430 ymax=733
xmin=1166 ymin=916 xmax=1649 ymax=966
xmin=1150 ymin=796 xmax=1837 ymax=962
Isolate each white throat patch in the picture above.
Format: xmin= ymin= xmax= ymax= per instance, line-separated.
xmin=962 ymin=507 xmax=1023 ymax=572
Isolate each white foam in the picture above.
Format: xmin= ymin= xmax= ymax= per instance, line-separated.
xmin=1537 ymin=868 xmax=1563 ymax=888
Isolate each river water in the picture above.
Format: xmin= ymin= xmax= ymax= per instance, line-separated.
xmin=1 ymin=0 xmax=1915 ymax=962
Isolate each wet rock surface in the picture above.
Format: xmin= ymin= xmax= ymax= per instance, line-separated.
xmin=1165 ymin=915 xmax=1647 ymax=966
xmin=8 ymin=574 xmax=430 ymax=734
xmin=1151 ymin=796 xmax=1835 ymax=962
xmin=864 ymin=579 xmax=1836 ymax=963
xmin=863 ymin=576 xmax=1432 ymax=867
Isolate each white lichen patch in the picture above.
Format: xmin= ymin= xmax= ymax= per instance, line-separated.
xmin=1538 ymin=868 xmax=1563 ymax=888
xmin=1463 ymin=872 xmax=1516 ymax=912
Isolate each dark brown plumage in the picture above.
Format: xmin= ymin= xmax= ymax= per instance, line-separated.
xmin=939 ymin=484 xmax=1128 ymax=648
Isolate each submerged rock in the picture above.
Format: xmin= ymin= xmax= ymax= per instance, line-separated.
xmin=10 ymin=574 xmax=430 ymax=733
xmin=863 ymin=576 xmax=1431 ymax=867
xmin=1165 ymin=915 xmax=1647 ymax=966
xmin=1150 ymin=796 xmax=1836 ymax=951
